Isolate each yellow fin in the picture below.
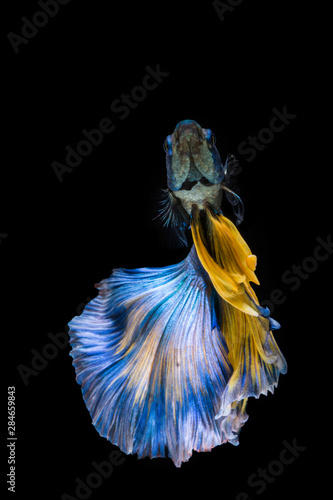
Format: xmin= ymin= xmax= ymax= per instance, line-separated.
xmin=191 ymin=205 xmax=260 ymax=316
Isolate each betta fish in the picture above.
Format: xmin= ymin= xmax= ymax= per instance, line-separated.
xmin=68 ymin=119 xmax=287 ymax=467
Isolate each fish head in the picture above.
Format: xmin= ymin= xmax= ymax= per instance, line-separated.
xmin=164 ymin=119 xmax=224 ymax=192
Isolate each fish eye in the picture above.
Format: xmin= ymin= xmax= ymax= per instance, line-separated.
xmin=205 ymin=129 xmax=216 ymax=145
xmin=163 ymin=136 xmax=172 ymax=154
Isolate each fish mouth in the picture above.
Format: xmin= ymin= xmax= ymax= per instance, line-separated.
xmin=173 ymin=119 xmax=204 ymax=142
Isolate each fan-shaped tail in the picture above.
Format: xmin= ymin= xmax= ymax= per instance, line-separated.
xmin=69 ymin=247 xmax=241 ymax=466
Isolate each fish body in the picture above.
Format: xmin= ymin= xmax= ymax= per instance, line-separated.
xmin=68 ymin=120 xmax=287 ymax=467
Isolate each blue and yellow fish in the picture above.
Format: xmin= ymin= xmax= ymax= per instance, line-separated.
xmin=68 ymin=120 xmax=287 ymax=467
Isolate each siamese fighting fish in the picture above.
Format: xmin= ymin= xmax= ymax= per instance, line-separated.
xmin=68 ymin=119 xmax=287 ymax=467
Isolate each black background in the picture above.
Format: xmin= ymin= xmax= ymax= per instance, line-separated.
xmin=3 ymin=1 xmax=328 ymax=499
